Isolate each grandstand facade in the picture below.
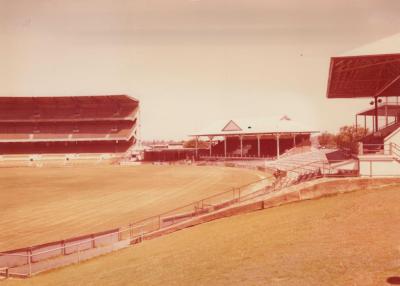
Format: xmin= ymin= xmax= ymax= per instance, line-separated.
xmin=326 ymin=35 xmax=400 ymax=176
xmin=191 ymin=116 xmax=317 ymax=159
xmin=0 ymin=95 xmax=139 ymax=155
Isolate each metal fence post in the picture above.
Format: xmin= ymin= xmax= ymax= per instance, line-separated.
xmin=28 ymin=249 xmax=32 ymax=277
xmin=62 ymin=240 xmax=66 ymax=256
xmin=77 ymin=244 xmax=81 ymax=263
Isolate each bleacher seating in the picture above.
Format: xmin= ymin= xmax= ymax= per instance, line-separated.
xmin=268 ymin=151 xmax=330 ymax=189
xmin=265 ymin=148 xmax=332 ymax=179
xmin=0 ymin=121 xmax=135 ymax=142
xmin=362 ymin=121 xmax=400 ymax=153
xmin=0 ymin=95 xmax=139 ymax=155
xmin=210 ymin=135 xmax=311 ymax=158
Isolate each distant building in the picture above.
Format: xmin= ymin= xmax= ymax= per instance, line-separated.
xmin=143 ymin=142 xmax=193 ymax=162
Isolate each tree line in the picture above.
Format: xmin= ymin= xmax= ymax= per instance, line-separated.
xmin=318 ymin=125 xmax=368 ymax=153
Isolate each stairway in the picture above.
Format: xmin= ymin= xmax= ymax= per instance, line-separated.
xmin=362 ymin=121 xmax=400 ymax=153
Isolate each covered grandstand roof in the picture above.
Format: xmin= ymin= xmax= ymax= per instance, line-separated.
xmin=0 ymin=94 xmax=139 ymax=122
xmin=326 ymin=34 xmax=400 ymax=99
xmin=0 ymin=94 xmax=138 ymax=104
xmin=191 ymin=116 xmax=318 ymax=137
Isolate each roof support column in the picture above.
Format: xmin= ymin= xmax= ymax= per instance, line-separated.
xmin=208 ymin=136 xmax=213 ymax=157
xmin=364 ymin=115 xmax=367 ymax=131
xmin=374 ymin=96 xmax=378 ymax=132
xmin=276 ymin=134 xmax=280 ymax=159
xmin=293 ymin=133 xmax=296 ymax=148
xmin=372 ymin=115 xmax=375 ymax=133
xmin=240 ymin=135 xmax=243 ymax=157
xmin=224 ymin=136 xmax=227 ymax=158
xmin=195 ymin=136 xmax=198 ymax=159
xmin=355 ymin=115 xmax=358 ymax=133
xmin=385 ymin=98 xmax=388 ymax=126
xmin=257 ymin=135 xmax=261 ymax=157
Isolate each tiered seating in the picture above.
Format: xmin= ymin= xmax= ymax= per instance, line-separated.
xmin=0 ymin=96 xmax=138 ymax=121
xmin=265 ymin=149 xmax=333 ymax=179
xmin=71 ymin=122 xmax=109 ymax=139
xmin=209 ymin=135 xmax=311 ymax=158
xmin=362 ymin=121 xmax=400 ymax=153
xmin=292 ymin=170 xmax=322 ymax=184
xmin=0 ymin=133 xmax=30 ymax=140
xmin=0 ymin=140 xmax=135 ymax=155
xmin=0 ymin=108 xmax=31 ymax=120
xmin=268 ymin=150 xmax=330 ymax=189
xmin=0 ymin=95 xmax=139 ymax=155
xmin=33 ymin=124 xmax=70 ymax=139
xmin=232 ymin=144 xmax=252 ymax=156
xmin=109 ymin=121 xmax=135 ymax=139
xmin=0 ymin=124 xmax=31 ymax=140
xmin=0 ymin=121 xmax=135 ymax=142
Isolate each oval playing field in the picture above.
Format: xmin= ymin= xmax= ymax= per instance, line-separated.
xmin=3 ymin=181 xmax=400 ymax=286
xmin=0 ymin=164 xmax=266 ymax=251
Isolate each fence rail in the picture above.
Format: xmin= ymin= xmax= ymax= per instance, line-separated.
xmin=0 ymin=158 xmax=358 ymax=278
xmin=362 ymin=143 xmax=400 ymax=158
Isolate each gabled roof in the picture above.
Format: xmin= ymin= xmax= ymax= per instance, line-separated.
xmin=190 ymin=116 xmax=318 ymax=137
xmin=222 ymin=120 xmax=242 ymax=131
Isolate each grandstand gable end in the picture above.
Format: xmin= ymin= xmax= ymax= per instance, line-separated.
xmin=222 ymin=120 xmax=242 ymax=132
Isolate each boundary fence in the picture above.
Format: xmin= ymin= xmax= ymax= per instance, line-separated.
xmin=0 ymin=158 xmax=358 ymax=278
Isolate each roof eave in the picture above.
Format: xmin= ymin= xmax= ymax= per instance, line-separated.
xmin=189 ymin=130 xmax=319 ymax=137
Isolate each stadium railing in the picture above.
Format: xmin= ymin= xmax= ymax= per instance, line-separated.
xmin=0 ymin=159 xmax=359 ymax=278
xmin=361 ymin=143 xmax=400 ymax=162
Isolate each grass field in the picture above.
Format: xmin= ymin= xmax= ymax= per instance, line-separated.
xmin=4 ymin=183 xmax=400 ymax=286
xmin=0 ymin=164 xmax=266 ymax=251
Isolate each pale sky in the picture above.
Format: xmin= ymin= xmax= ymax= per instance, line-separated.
xmin=1 ymin=0 xmax=400 ymax=140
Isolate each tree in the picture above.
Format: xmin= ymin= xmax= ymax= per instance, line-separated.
xmin=318 ymin=132 xmax=336 ymax=148
xmin=336 ymin=125 xmax=368 ymax=153
xmin=318 ymin=125 xmax=368 ymax=153
xmin=183 ymin=139 xmax=209 ymax=149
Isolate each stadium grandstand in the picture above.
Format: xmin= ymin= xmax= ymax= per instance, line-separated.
xmin=0 ymin=95 xmax=139 ymax=160
xmin=326 ymin=33 xmax=400 ymax=176
xmin=190 ymin=116 xmax=318 ymax=160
